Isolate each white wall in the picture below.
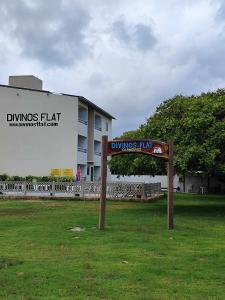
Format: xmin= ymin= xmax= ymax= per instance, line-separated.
xmin=111 ymin=174 xmax=179 ymax=188
xmin=0 ymin=86 xmax=78 ymax=176
xmin=179 ymin=175 xmax=225 ymax=193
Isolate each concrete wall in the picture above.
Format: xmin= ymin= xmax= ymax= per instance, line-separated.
xmin=9 ymin=75 xmax=43 ymax=90
xmin=0 ymin=86 xmax=78 ymax=176
xmin=178 ymin=175 xmax=225 ymax=194
xmin=111 ymin=175 xmax=179 ymax=188
xmin=112 ymin=175 xmax=225 ymax=194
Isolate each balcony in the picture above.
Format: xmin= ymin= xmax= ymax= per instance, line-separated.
xmin=94 ymin=114 xmax=102 ymax=131
xmin=78 ymin=122 xmax=88 ymax=136
xmin=78 ymin=135 xmax=87 ymax=164
xmin=94 ymin=151 xmax=101 ymax=156
xmin=78 ymin=118 xmax=88 ymax=125
xmin=94 ymin=125 xmax=102 ymax=131
xmin=94 ymin=154 xmax=101 ymax=166
xmin=94 ymin=140 xmax=101 ymax=166
xmin=75 ymin=164 xmax=87 ymax=182
xmin=78 ymin=147 xmax=87 ymax=153
xmin=94 ymin=141 xmax=101 ymax=154
xmin=94 ymin=166 xmax=101 ymax=181
xmin=77 ymin=150 xmax=87 ymax=164
xmin=78 ymin=106 xmax=88 ymax=123
xmin=78 ymin=106 xmax=88 ymax=136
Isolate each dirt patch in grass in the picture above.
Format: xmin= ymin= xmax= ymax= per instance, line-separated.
xmin=106 ymin=203 xmax=140 ymax=210
xmin=41 ymin=202 xmax=68 ymax=207
xmin=0 ymin=208 xmax=36 ymax=217
xmin=0 ymin=258 xmax=23 ymax=269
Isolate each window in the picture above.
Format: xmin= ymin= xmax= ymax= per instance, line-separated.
xmin=105 ymin=122 xmax=108 ymax=131
xmin=78 ymin=135 xmax=87 ymax=153
xmin=94 ymin=114 xmax=102 ymax=131
xmin=78 ymin=106 xmax=88 ymax=125
xmin=94 ymin=140 xmax=101 ymax=156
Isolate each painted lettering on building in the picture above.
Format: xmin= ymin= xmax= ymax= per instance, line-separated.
xmin=6 ymin=113 xmax=62 ymax=128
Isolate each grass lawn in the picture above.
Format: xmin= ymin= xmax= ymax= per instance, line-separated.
xmin=0 ymin=194 xmax=225 ymax=300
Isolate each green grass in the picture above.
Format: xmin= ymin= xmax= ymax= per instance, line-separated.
xmin=0 ymin=194 xmax=225 ymax=299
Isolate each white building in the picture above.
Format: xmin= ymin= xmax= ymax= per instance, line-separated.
xmin=0 ymin=75 xmax=114 ymax=180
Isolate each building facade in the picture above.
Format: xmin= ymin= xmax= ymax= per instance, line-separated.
xmin=0 ymin=76 xmax=114 ymax=180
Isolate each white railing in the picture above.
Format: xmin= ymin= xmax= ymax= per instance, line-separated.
xmin=94 ymin=126 xmax=102 ymax=131
xmin=78 ymin=118 xmax=88 ymax=125
xmin=78 ymin=147 xmax=87 ymax=153
xmin=0 ymin=181 xmax=161 ymax=199
xmin=94 ymin=151 xmax=101 ymax=156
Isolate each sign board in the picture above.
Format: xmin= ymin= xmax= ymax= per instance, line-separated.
xmin=99 ymin=136 xmax=174 ymax=231
xmin=62 ymin=168 xmax=73 ymax=177
xmin=50 ymin=169 xmax=61 ymax=176
xmin=108 ymin=139 xmax=169 ymax=160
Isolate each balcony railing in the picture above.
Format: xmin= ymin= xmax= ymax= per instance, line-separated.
xmin=78 ymin=118 xmax=88 ymax=125
xmin=78 ymin=147 xmax=87 ymax=153
xmin=94 ymin=125 xmax=102 ymax=131
xmin=94 ymin=151 xmax=101 ymax=156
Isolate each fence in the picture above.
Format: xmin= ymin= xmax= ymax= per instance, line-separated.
xmin=0 ymin=181 xmax=161 ymax=199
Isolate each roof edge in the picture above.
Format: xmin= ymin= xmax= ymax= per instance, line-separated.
xmin=0 ymin=84 xmax=51 ymax=94
xmin=62 ymin=94 xmax=115 ymax=120
xmin=0 ymin=84 xmax=116 ymax=120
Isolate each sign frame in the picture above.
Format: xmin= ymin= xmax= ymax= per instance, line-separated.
xmin=99 ymin=136 xmax=174 ymax=231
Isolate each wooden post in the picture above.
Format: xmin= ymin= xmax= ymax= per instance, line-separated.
xmin=167 ymin=141 xmax=174 ymax=230
xmin=99 ymin=135 xmax=108 ymax=230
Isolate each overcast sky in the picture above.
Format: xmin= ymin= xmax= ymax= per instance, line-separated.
xmin=0 ymin=0 xmax=225 ymax=136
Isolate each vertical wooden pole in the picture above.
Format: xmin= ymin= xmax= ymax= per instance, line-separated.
xmin=167 ymin=141 xmax=174 ymax=230
xmin=99 ymin=135 xmax=108 ymax=230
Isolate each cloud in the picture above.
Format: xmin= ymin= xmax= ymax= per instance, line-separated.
xmin=0 ymin=0 xmax=91 ymax=67
xmin=112 ymin=18 xmax=157 ymax=51
xmin=215 ymin=1 xmax=225 ymax=19
xmin=1 ymin=0 xmax=225 ymax=137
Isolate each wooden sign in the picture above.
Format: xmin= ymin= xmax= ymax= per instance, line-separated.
xmin=99 ymin=136 xmax=174 ymax=231
xmin=108 ymin=139 xmax=169 ymax=160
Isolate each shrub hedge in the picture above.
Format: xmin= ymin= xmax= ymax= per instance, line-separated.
xmin=0 ymin=174 xmax=74 ymax=182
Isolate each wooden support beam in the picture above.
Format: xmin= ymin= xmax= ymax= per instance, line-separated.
xmin=167 ymin=141 xmax=174 ymax=230
xmin=99 ymin=135 xmax=108 ymax=230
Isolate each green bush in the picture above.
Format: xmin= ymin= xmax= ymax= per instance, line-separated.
xmin=0 ymin=174 xmax=8 ymax=181
xmin=0 ymin=174 xmax=75 ymax=182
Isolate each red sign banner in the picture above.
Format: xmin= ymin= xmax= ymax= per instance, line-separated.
xmin=107 ymin=139 xmax=169 ymax=160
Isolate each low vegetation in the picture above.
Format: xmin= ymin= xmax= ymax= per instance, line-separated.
xmin=0 ymin=194 xmax=225 ymax=299
xmin=0 ymin=174 xmax=74 ymax=182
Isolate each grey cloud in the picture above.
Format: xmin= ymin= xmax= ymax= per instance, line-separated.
xmin=166 ymin=38 xmax=225 ymax=80
xmin=216 ymin=1 xmax=225 ymax=19
xmin=112 ymin=18 xmax=157 ymax=51
xmin=0 ymin=0 xmax=91 ymax=67
xmin=86 ymin=72 xmax=109 ymax=88
xmin=195 ymin=41 xmax=225 ymax=79
xmin=134 ymin=24 xmax=157 ymax=51
xmin=112 ymin=20 xmax=131 ymax=44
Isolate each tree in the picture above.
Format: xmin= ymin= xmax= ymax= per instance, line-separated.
xmin=109 ymin=89 xmax=225 ymax=180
